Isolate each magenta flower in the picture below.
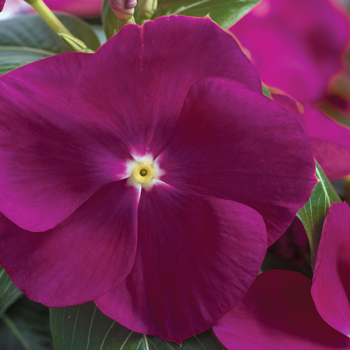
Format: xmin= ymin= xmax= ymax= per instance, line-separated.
xmin=272 ymin=93 xmax=350 ymax=180
xmin=230 ymin=0 xmax=350 ymax=103
xmin=44 ymin=0 xmax=103 ymax=17
xmin=0 ymin=16 xmax=316 ymax=342
xmin=213 ymin=202 xmax=350 ymax=349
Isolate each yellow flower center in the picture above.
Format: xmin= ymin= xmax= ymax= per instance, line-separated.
xmin=127 ymin=157 xmax=161 ymax=189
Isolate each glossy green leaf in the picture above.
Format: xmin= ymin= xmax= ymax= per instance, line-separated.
xmin=0 ymin=46 xmax=54 ymax=76
xmin=0 ymin=13 xmax=100 ymax=54
xmin=0 ymin=266 xmax=22 ymax=319
xmin=0 ymin=297 xmax=54 ymax=350
xmin=153 ymin=0 xmax=260 ymax=29
xmin=51 ymin=302 xmax=226 ymax=350
xmin=297 ymin=161 xmax=341 ymax=268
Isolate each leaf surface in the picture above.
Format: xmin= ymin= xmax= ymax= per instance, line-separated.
xmin=51 ymin=302 xmax=227 ymax=350
xmin=297 ymin=161 xmax=341 ymax=268
xmin=153 ymin=0 xmax=260 ymax=29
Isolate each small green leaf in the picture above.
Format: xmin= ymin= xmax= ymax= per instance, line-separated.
xmin=0 ymin=266 xmax=22 ymax=319
xmin=0 ymin=13 xmax=100 ymax=54
xmin=51 ymin=302 xmax=226 ymax=350
xmin=153 ymin=0 xmax=260 ymax=29
xmin=102 ymin=0 xmax=120 ymax=39
xmin=0 ymin=46 xmax=54 ymax=76
xmin=297 ymin=161 xmax=341 ymax=268
xmin=0 ymin=297 xmax=54 ymax=350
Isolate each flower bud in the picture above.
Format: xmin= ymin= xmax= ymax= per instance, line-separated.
xmin=108 ymin=0 xmax=136 ymax=20
xmin=138 ymin=0 xmax=157 ymax=19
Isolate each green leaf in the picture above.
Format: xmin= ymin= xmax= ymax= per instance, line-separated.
xmin=0 ymin=266 xmax=22 ymax=319
xmin=102 ymin=0 xmax=119 ymax=40
xmin=0 ymin=13 xmax=100 ymax=75
xmin=51 ymin=302 xmax=226 ymax=350
xmin=297 ymin=161 xmax=341 ymax=268
xmin=0 ymin=46 xmax=54 ymax=76
xmin=0 ymin=13 xmax=100 ymax=54
xmin=153 ymin=0 xmax=260 ymax=29
xmin=0 ymin=296 xmax=54 ymax=350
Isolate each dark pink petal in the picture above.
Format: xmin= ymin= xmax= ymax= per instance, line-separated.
xmin=95 ymin=183 xmax=267 ymax=343
xmin=0 ymin=53 xmax=132 ymax=232
xmin=273 ymin=93 xmax=350 ymax=180
xmin=0 ymin=180 xmax=138 ymax=306
xmin=159 ymin=78 xmax=316 ymax=245
xmin=214 ymin=270 xmax=350 ymax=350
xmin=70 ymin=16 xmax=262 ymax=158
xmin=312 ymin=202 xmax=350 ymax=337
xmin=268 ymin=217 xmax=309 ymax=265
xmin=44 ymin=0 xmax=102 ymax=17
xmin=0 ymin=0 xmax=5 ymax=12
xmin=230 ymin=0 xmax=350 ymax=102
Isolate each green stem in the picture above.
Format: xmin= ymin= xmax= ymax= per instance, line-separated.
xmin=1 ymin=314 xmax=32 ymax=350
xmin=116 ymin=16 xmax=136 ymax=33
xmin=24 ymin=0 xmax=72 ymax=36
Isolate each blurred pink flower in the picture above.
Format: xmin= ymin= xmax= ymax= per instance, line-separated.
xmin=272 ymin=93 xmax=350 ymax=180
xmin=44 ymin=0 xmax=103 ymax=17
xmin=230 ymin=0 xmax=350 ymax=103
xmin=214 ymin=202 xmax=350 ymax=349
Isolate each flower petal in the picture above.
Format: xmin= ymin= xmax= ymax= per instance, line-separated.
xmin=0 ymin=180 xmax=138 ymax=306
xmin=95 ymin=182 xmax=267 ymax=343
xmin=273 ymin=93 xmax=350 ymax=180
xmin=0 ymin=0 xmax=5 ymax=12
xmin=159 ymin=77 xmax=316 ymax=245
xmin=0 ymin=53 xmax=132 ymax=231
xmin=70 ymin=16 xmax=262 ymax=157
xmin=312 ymin=202 xmax=350 ymax=337
xmin=230 ymin=0 xmax=350 ymax=102
xmin=214 ymin=270 xmax=350 ymax=350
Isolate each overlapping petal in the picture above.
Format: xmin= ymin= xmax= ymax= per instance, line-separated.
xmin=0 ymin=180 xmax=139 ymax=306
xmin=213 ymin=270 xmax=350 ymax=349
xmin=273 ymin=93 xmax=350 ymax=180
xmin=0 ymin=53 xmax=132 ymax=232
xmin=230 ymin=0 xmax=350 ymax=102
xmin=0 ymin=0 xmax=5 ymax=12
xmin=159 ymin=78 xmax=316 ymax=245
xmin=95 ymin=183 xmax=267 ymax=343
xmin=312 ymin=202 xmax=350 ymax=337
xmin=70 ymin=15 xmax=262 ymax=158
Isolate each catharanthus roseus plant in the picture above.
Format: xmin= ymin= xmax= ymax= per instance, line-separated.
xmin=0 ymin=15 xmax=316 ymax=343
xmin=44 ymin=0 xmax=103 ymax=17
xmin=213 ymin=202 xmax=350 ymax=349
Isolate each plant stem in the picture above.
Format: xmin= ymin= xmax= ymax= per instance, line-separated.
xmin=24 ymin=0 xmax=72 ymax=36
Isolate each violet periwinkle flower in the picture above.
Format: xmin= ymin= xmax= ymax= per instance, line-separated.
xmin=213 ymin=202 xmax=350 ymax=349
xmin=272 ymin=93 xmax=350 ymax=180
xmin=0 ymin=16 xmax=316 ymax=342
xmin=230 ymin=0 xmax=350 ymax=103
xmin=42 ymin=0 xmax=103 ymax=17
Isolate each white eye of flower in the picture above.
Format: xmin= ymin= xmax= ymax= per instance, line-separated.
xmin=126 ymin=156 xmax=162 ymax=189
